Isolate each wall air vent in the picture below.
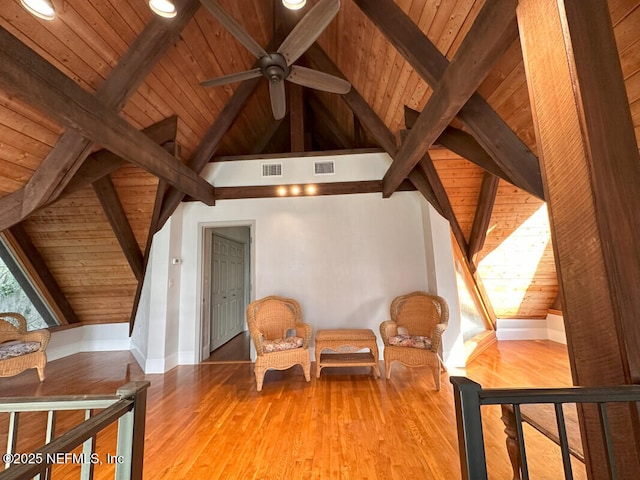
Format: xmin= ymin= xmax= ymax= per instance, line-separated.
xmin=261 ymin=162 xmax=283 ymax=177
xmin=314 ymin=160 xmax=335 ymax=175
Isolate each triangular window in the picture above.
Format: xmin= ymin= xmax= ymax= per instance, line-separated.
xmin=0 ymin=239 xmax=59 ymax=331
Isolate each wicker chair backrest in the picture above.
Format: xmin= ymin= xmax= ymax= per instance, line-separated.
xmin=0 ymin=313 xmax=28 ymax=342
xmin=248 ymin=297 xmax=301 ymax=340
xmin=391 ymin=292 xmax=448 ymax=337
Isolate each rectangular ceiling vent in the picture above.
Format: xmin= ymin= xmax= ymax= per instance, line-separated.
xmin=314 ymin=160 xmax=335 ymax=176
xmin=261 ymin=162 xmax=283 ymax=178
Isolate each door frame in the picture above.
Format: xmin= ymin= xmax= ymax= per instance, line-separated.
xmin=196 ymin=221 xmax=255 ymax=362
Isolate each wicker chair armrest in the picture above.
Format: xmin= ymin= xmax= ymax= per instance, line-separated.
xmin=0 ymin=312 xmax=28 ymax=334
xmin=379 ymin=321 xmax=397 ymax=345
xmin=430 ymin=323 xmax=447 ymax=352
xmin=22 ymin=329 xmax=51 ymax=350
xmin=248 ymin=324 xmax=265 ymax=356
xmin=295 ymin=323 xmax=312 ymax=348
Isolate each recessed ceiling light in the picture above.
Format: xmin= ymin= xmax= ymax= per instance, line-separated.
xmin=20 ymin=0 xmax=56 ymax=21
xmin=149 ymin=0 xmax=177 ymax=18
xmin=282 ymin=0 xmax=306 ymax=10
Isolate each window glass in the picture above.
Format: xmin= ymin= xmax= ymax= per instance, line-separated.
xmin=455 ymin=259 xmax=489 ymax=342
xmin=0 ymin=242 xmax=58 ymax=330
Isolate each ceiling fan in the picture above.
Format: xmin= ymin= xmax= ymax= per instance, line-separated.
xmin=200 ymin=0 xmax=351 ymax=120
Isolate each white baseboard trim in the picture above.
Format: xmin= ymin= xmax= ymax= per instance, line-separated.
xmin=48 ymin=324 xmax=131 ymax=361
xmin=496 ymin=318 xmax=548 ymax=340
xmin=495 ymin=314 xmax=566 ymax=344
xmin=129 ymin=343 xmax=146 ymax=371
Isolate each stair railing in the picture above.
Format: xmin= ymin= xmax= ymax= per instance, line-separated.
xmin=451 ymin=376 xmax=640 ymax=480
xmin=0 ymin=381 xmax=149 ymax=480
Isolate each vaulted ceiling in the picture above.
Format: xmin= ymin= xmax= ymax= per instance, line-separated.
xmin=0 ymin=0 xmax=638 ymax=327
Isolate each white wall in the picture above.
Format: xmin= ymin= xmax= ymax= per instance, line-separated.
xmin=495 ymin=314 xmax=567 ymax=344
xmin=420 ymin=201 xmax=465 ymax=367
xmin=48 ymin=323 xmax=130 ymax=361
xmin=131 ymin=152 xmax=466 ymax=371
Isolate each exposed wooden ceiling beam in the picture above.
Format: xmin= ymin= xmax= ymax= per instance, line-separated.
xmin=308 ymin=93 xmax=353 ymax=150
xmin=156 ymin=36 xmax=283 ymax=229
xmin=156 ymin=75 xmax=263 ymax=228
xmin=62 ymin=116 xmax=178 ymax=197
xmin=304 ymin=44 xmax=461 ymax=249
xmin=213 ymin=148 xmax=384 ymax=162
xmin=289 ymin=84 xmax=306 ymax=152
xmin=416 ymin=153 xmax=469 ymax=254
xmin=382 ymin=0 xmax=519 ymax=197
xmin=354 ymin=0 xmax=543 ymax=199
xmin=0 ymin=26 xmax=215 ymax=209
xmin=130 ymin=177 xmax=169 ymax=333
xmin=17 ymin=0 xmax=200 ymax=220
xmin=92 ymin=176 xmax=144 ymax=281
xmin=200 ymin=180 xmax=416 ymax=200
xmin=5 ymin=224 xmax=80 ymax=324
xmin=404 ymin=106 xmax=511 ymax=181
xmin=251 ymin=117 xmax=287 ymax=155
xmin=468 ymin=172 xmax=500 ymax=267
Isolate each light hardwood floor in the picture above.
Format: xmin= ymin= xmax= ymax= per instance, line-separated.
xmin=0 ymin=340 xmax=586 ymax=479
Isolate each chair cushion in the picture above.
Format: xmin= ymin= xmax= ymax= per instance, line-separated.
xmin=0 ymin=341 xmax=41 ymax=360
xmin=262 ymin=336 xmax=304 ymax=353
xmin=389 ymin=334 xmax=432 ymax=350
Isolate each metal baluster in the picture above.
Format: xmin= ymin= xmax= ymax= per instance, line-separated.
xmin=81 ymin=409 xmax=96 ymax=480
xmin=598 ymin=403 xmax=618 ymax=479
xmin=40 ymin=410 xmax=57 ymax=480
xmin=513 ymin=404 xmax=530 ymax=480
xmin=5 ymin=411 xmax=19 ymax=470
xmin=554 ymin=403 xmax=573 ymax=479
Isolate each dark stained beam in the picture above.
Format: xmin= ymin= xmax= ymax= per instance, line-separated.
xmin=305 ymin=44 xmax=458 ymax=243
xmin=18 ymin=0 xmax=200 ymax=219
xmin=468 ymin=172 xmax=500 ymax=266
xmin=0 ymin=27 xmax=215 ymax=208
xmin=251 ymin=117 xmax=286 ymax=155
xmin=518 ymin=0 xmax=640 ymax=476
xmin=405 ymin=106 xmax=511 ymax=181
xmin=156 ymin=75 xmax=262 ymax=228
xmin=63 ymin=116 xmax=178 ymax=197
xmin=353 ymin=115 xmax=362 ymax=148
xmin=305 ymin=45 xmax=398 ymax=155
xmin=308 ymin=93 xmax=353 ymax=150
xmin=155 ymin=37 xmax=284 ymax=228
xmin=354 ymin=0 xmax=543 ymax=199
xmin=382 ymin=0 xmax=519 ymax=196
xmin=198 ymin=180 xmax=416 ymax=200
xmin=289 ymin=83 xmax=305 ymax=152
xmin=130 ymin=179 xmax=169 ymax=334
xmin=416 ymin=153 xmax=469 ymax=255
xmin=92 ymin=176 xmax=144 ymax=281
xmin=5 ymin=224 xmax=80 ymax=324
xmin=213 ymin=148 xmax=384 ymax=162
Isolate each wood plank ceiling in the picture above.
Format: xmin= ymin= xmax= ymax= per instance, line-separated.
xmin=0 ymin=0 xmax=638 ymax=325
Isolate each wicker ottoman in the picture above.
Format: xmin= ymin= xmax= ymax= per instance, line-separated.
xmin=315 ymin=329 xmax=380 ymax=378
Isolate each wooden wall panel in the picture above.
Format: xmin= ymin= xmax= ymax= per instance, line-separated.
xmin=0 ymin=0 xmax=636 ymax=328
xmin=23 ymin=189 xmax=139 ymax=324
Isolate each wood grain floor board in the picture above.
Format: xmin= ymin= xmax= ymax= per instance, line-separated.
xmin=0 ymin=340 xmax=587 ymax=479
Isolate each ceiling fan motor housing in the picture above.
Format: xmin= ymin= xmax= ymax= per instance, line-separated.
xmin=260 ymin=53 xmax=290 ymax=83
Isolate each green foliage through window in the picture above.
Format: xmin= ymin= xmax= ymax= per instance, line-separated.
xmin=0 ymin=256 xmax=50 ymax=331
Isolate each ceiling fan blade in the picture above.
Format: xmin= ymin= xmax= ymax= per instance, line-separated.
xmin=277 ymin=0 xmax=340 ymax=66
xmin=200 ymin=68 xmax=262 ymax=88
xmin=287 ymin=65 xmax=351 ymax=94
xmin=200 ymin=0 xmax=268 ymax=59
xmin=269 ymin=80 xmax=287 ymax=120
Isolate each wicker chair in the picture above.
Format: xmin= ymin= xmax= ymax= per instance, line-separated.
xmin=0 ymin=312 xmax=50 ymax=381
xmin=246 ymin=296 xmax=312 ymax=391
xmin=380 ymin=292 xmax=449 ymax=390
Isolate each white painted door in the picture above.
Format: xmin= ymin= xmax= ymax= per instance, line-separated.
xmin=210 ymin=234 xmax=245 ymax=351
